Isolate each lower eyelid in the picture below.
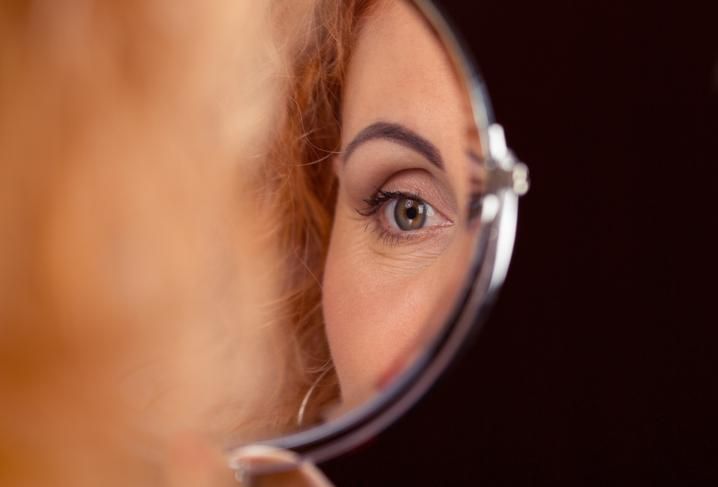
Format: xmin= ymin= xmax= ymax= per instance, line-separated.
xmin=372 ymin=222 xmax=451 ymax=250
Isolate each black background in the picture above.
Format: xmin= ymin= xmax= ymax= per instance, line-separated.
xmin=321 ymin=0 xmax=717 ymax=485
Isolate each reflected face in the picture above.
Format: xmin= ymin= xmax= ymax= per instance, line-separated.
xmin=322 ymin=1 xmax=474 ymax=407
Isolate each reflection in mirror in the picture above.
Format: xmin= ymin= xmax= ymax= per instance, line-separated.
xmin=251 ymin=0 xmax=487 ymax=441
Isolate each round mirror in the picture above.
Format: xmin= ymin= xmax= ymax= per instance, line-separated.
xmin=226 ymin=0 xmax=528 ymax=477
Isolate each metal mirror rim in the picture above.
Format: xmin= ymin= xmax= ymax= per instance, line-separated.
xmin=226 ymin=0 xmax=522 ymax=468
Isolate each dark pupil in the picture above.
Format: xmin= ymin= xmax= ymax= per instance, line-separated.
xmin=395 ymin=197 xmax=426 ymax=231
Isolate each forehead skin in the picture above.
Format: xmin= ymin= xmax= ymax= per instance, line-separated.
xmin=341 ymin=0 xmax=467 ymax=171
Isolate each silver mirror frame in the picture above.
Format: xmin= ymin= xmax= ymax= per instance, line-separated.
xmin=227 ymin=0 xmax=528 ymax=470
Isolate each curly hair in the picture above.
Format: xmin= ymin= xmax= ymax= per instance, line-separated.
xmin=265 ymin=0 xmax=380 ymax=429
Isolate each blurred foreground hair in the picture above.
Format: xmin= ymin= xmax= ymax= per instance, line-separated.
xmin=0 ymin=0 xmax=300 ymax=485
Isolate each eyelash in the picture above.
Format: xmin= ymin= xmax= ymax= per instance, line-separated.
xmin=356 ymin=190 xmax=429 ymax=246
xmin=358 ymin=190 xmax=408 ymax=216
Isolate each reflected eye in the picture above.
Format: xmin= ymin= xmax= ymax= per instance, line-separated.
xmin=386 ymin=196 xmax=430 ymax=231
xmin=358 ymin=190 xmax=451 ymax=246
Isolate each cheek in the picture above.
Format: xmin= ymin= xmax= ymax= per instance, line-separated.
xmin=322 ymin=214 xmax=448 ymax=406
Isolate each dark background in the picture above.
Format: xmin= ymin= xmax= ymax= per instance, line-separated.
xmin=322 ymin=0 xmax=717 ymax=485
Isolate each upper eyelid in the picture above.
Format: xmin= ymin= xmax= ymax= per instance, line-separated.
xmin=383 ymin=169 xmax=457 ymax=218
xmin=342 ymin=159 xmax=458 ymax=220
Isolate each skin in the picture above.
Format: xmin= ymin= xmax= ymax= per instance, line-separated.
xmin=323 ymin=0 xmax=477 ymax=409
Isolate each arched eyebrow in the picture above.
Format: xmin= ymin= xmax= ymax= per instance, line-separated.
xmin=342 ymin=121 xmax=444 ymax=170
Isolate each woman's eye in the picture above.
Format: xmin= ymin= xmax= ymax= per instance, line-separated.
xmin=357 ymin=189 xmax=452 ymax=242
xmin=385 ymin=196 xmax=431 ymax=231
